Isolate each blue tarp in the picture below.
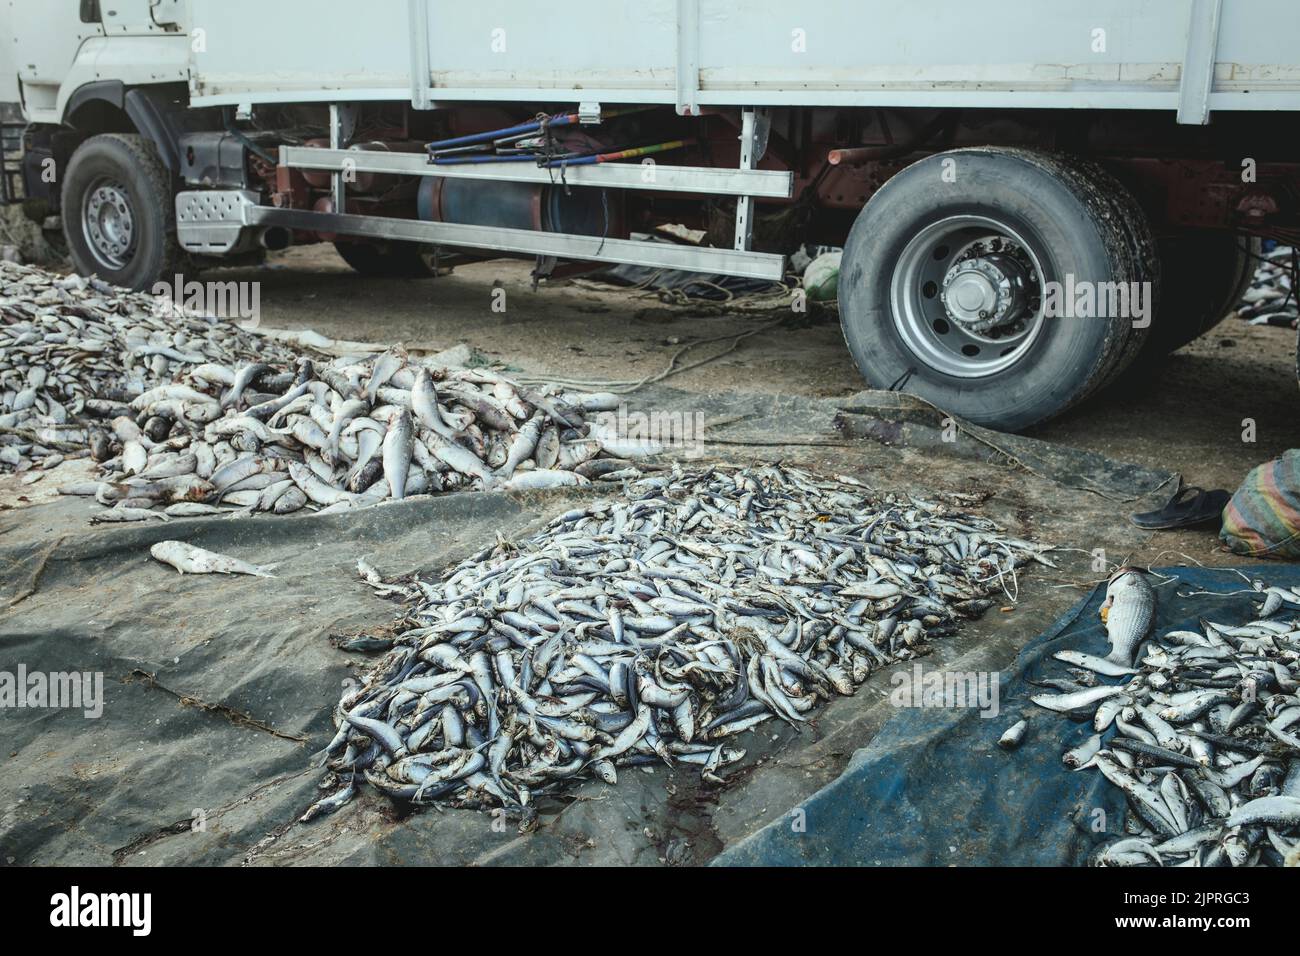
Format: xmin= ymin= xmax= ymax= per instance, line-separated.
xmin=715 ymin=565 xmax=1299 ymax=867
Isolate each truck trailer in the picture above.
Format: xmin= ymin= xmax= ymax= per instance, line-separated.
xmin=7 ymin=0 xmax=1300 ymax=429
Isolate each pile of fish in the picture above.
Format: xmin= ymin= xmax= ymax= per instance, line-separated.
xmin=1237 ymin=245 xmax=1297 ymax=328
xmin=1 ymin=261 xmax=651 ymax=515
xmin=1 ymin=260 xmax=298 ymax=476
xmin=58 ymin=346 xmax=648 ymax=520
xmin=1029 ymin=569 xmax=1300 ymax=867
xmin=304 ymin=464 xmax=1051 ymax=822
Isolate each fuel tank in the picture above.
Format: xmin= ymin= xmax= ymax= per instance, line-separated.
xmin=417 ymin=176 xmax=624 ymax=238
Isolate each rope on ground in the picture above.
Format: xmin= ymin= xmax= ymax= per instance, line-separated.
xmin=513 ymin=315 xmax=790 ymax=394
xmin=126 ymin=669 xmax=309 ymax=743
xmin=568 ymin=274 xmax=797 ymax=311
xmin=860 ymin=393 xmax=1181 ymax=505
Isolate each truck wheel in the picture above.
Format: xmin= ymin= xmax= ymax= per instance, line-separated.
xmin=1137 ymin=232 xmax=1259 ymax=361
xmin=838 ymin=147 xmax=1157 ymax=431
xmin=62 ymin=133 xmax=183 ymax=291
xmin=333 ymin=240 xmax=440 ymax=278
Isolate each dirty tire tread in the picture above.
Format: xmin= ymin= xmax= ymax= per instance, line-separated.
xmin=839 ymin=146 xmax=1155 ymax=430
xmin=62 ymin=133 xmax=184 ymax=291
xmin=982 ymin=149 xmax=1159 ymax=390
xmin=1060 ymin=155 xmax=1160 ymax=388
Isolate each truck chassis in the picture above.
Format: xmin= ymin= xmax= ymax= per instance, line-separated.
xmin=8 ymin=0 xmax=1300 ymax=428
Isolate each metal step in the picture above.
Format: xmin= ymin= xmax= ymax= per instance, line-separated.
xmin=175 ymin=189 xmax=786 ymax=280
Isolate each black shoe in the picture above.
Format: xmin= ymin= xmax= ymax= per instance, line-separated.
xmin=1129 ymin=486 xmax=1230 ymax=530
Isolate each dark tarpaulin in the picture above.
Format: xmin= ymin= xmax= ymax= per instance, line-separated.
xmin=9 ymin=485 xmax=986 ymax=867
xmin=714 ymin=565 xmax=1299 ymax=867
xmin=0 ymin=490 xmax=587 ymax=866
xmin=0 ymin=472 xmax=1227 ymax=867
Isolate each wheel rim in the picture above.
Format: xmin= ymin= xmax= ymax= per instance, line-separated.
xmin=889 ymin=215 xmax=1048 ymax=378
xmin=81 ymin=177 xmax=137 ymax=271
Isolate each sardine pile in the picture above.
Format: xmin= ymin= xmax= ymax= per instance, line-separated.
xmin=1237 ymin=245 xmax=1297 ymax=327
xmin=2 ymin=261 xmax=646 ymax=514
xmin=58 ymin=348 xmax=643 ymax=518
xmin=1031 ymin=578 xmax=1300 ymax=867
xmin=0 ymin=260 xmax=297 ymax=474
xmin=307 ymin=464 xmax=1051 ymax=821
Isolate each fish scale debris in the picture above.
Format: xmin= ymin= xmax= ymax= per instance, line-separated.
xmin=1031 ymin=579 xmax=1300 ymax=867
xmin=306 ymin=464 xmax=1051 ymax=821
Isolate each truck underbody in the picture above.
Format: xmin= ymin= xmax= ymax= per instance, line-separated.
xmin=10 ymin=0 xmax=1300 ymax=429
xmin=27 ymin=98 xmax=1300 ymax=259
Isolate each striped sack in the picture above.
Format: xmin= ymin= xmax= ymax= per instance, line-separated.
xmin=1221 ymin=450 xmax=1300 ymax=558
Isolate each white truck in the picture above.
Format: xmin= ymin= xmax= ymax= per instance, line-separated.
xmin=6 ymin=0 xmax=1298 ymax=428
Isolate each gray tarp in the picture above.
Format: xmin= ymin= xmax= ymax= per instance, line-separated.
xmin=0 ymin=396 xmax=1173 ymax=866
xmin=0 ymin=485 xmax=1072 ymax=867
xmin=1 ymin=490 xmax=586 ymax=865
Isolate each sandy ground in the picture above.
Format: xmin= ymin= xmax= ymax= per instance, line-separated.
xmin=6 ymin=242 xmax=1291 ymax=569
xmin=218 ymin=244 xmax=1299 ymax=568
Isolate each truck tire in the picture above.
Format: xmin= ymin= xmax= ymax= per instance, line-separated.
xmin=1137 ymin=232 xmax=1259 ymax=361
xmin=838 ymin=147 xmax=1158 ymax=431
xmin=62 ymin=133 xmax=184 ymax=291
xmin=334 ymin=240 xmax=440 ymax=278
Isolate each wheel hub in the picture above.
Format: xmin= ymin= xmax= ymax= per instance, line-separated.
xmin=941 ymin=250 xmax=1033 ymax=334
xmin=888 ymin=216 xmax=1048 ymax=379
xmin=82 ymin=179 xmax=136 ymax=271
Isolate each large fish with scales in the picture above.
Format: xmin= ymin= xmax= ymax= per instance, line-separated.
xmin=1100 ymin=567 xmax=1155 ymax=665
